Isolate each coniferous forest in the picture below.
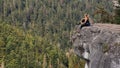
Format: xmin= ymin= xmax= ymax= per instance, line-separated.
xmin=0 ymin=0 xmax=119 ymax=68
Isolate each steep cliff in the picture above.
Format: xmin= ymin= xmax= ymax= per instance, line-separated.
xmin=71 ymin=23 xmax=120 ymax=68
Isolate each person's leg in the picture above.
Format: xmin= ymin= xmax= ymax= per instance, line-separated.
xmin=86 ymin=21 xmax=91 ymax=26
xmin=80 ymin=23 xmax=86 ymax=29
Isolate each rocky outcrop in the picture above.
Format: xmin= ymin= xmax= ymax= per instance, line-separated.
xmin=71 ymin=23 xmax=120 ymax=68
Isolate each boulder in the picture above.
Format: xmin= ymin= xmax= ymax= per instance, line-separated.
xmin=72 ymin=23 xmax=120 ymax=68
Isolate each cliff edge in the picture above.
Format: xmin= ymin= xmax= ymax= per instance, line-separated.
xmin=72 ymin=23 xmax=120 ymax=68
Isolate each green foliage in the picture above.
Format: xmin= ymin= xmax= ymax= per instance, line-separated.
xmin=114 ymin=0 xmax=120 ymax=24
xmin=0 ymin=0 xmax=113 ymax=24
xmin=0 ymin=23 xmax=85 ymax=68
xmin=94 ymin=7 xmax=114 ymax=23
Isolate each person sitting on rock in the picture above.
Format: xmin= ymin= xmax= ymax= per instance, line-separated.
xmin=80 ymin=14 xmax=91 ymax=29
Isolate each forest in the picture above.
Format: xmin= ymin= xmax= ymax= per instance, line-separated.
xmin=0 ymin=0 xmax=120 ymax=68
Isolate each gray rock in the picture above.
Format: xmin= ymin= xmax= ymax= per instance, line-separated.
xmin=72 ymin=24 xmax=120 ymax=68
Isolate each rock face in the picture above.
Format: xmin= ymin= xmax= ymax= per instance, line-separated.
xmin=72 ymin=24 xmax=120 ymax=68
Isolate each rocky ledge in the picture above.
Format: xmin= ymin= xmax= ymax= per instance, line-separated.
xmin=71 ymin=23 xmax=120 ymax=68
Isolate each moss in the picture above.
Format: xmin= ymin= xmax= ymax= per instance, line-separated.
xmin=103 ymin=44 xmax=110 ymax=53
